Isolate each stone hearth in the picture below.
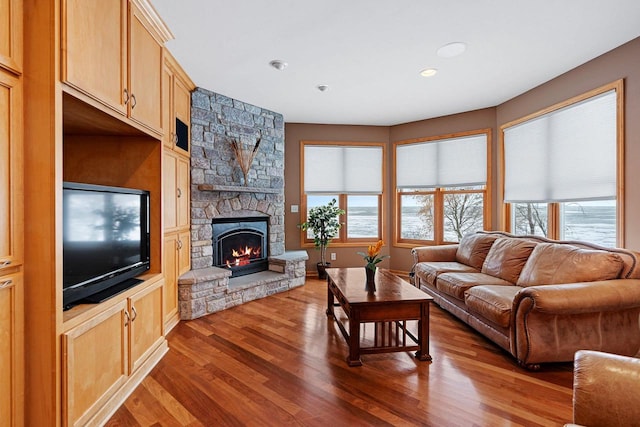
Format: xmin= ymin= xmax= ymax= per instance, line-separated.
xmin=179 ymin=88 xmax=306 ymax=319
xmin=178 ymin=251 xmax=308 ymax=319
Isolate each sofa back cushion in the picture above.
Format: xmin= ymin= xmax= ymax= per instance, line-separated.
xmin=456 ymin=233 xmax=499 ymax=270
xmin=517 ymin=243 xmax=624 ymax=287
xmin=481 ymin=238 xmax=537 ymax=283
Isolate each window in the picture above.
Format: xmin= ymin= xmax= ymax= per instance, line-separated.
xmin=395 ymin=130 xmax=490 ymax=245
xmin=301 ymin=142 xmax=385 ymax=245
xmin=502 ymin=80 xmax=623 ymax=247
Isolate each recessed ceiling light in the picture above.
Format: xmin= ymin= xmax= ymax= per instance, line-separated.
xmin=437 ymin=42 xmax=467 ymax=58
xmin=269 ymin=59 xmax=288 ymax=70
xmin=420 ymin=68 xmax=438 ymax=77
xmin=317 ymin=84 xmax=329 ymax=92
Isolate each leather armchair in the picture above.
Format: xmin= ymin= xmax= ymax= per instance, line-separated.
xmin=567 ymin=350 xmax=640 ymax=427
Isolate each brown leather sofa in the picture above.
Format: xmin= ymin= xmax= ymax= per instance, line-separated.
xmin=412 ymin=231 xmax=640 ymax=369
xmin=567 ymin=350 xmax=640 ymax=427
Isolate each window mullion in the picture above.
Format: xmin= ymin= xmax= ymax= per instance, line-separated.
xmin=339 ymin=194 xmax=348 ymax=242
xmin=434 ymin=188 xmax=444 ymax=244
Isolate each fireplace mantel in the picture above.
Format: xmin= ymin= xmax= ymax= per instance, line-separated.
xmin=197 ymin=184 xmax=282 ymax=194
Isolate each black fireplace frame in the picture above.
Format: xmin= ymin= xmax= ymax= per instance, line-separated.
xmin=212 ymin=216 xmax=269 ymax=277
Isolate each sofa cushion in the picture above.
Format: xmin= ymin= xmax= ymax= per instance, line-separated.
xmin=455 ymin=233 xmax=499 ymax=270
xmin=517 ymin=243 xmax=625 ymax=287
xmin=481 ymin=238 xmax=537 ymax=283
xmin=414 ymin=262 xmax=478 ymax=286
xmin=436 ymin=272 xmax=513 ymax=301
xmin=465 ymin=285 xmax=521 ymax=328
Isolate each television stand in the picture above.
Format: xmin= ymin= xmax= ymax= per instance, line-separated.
xmin=82 ymin=277 xmax=144 ymax=304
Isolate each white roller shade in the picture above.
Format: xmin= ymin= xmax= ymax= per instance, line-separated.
xmin=396 ymin=134 xmax=487 ymax=189
xmin=304 ymin=145 xmax=383 ymax=194
xmin=504 ymin=90 xmax=617 ymax=203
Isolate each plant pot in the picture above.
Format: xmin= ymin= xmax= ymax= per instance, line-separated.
xmin=317 ymin=262 xmax=331 ymax=280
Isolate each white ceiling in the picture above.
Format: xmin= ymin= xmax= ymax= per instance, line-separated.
xmin=150 ymin=0 xmax=640 ymax=126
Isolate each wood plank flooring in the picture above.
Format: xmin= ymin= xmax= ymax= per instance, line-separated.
xmin=106 ymin=278 xmax=574 ymax=426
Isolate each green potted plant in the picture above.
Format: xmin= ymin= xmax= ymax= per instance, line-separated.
xmin=299 ymin=198 xmax=345 ymax=279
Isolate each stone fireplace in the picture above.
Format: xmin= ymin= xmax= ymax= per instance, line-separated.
xmin=178 ymin=88 xmax=307 ymax=320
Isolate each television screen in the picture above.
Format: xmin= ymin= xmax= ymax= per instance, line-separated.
xmin=63 ymin=182 xmax=150 ymax=309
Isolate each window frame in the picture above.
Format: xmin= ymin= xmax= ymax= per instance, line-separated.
xmin=393 ymin=129 xmax=492 ymax=247
xmin=300 ymin=141 xmax=386 ymax=247
xmin=500 ymin=80 xmax=625 ymax=246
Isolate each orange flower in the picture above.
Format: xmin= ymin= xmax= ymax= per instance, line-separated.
xmin=358 ymin=240 xmax=389 ymax=270
xmin=367 ymin=240 xmax=384 ymax=258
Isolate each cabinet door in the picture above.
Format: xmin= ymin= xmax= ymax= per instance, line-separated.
xmin=128 ymin=279 xmax=164 ymax=372
xmin=161 ymin=63 xmax=173 ymax=148
xmin=128 ymin=1 xmax=162 ymax=133
xmin=163 ymin=233 xmax=178 ymax=327
xmin=177 ymin=229 xmax=191 ymax=276
xmin=162 ymin=150 xmax=177 ymax=230
xmin=0 ymin=272 xmax=23 ymax=427
xmin=177 ymin=155 xmax=190 ymax=229
xmin=61 ymin=0 xmax=127 ymax=114
xmin=0 ymin=71 xmax=22 ymax=272
xmin=0 ymin=0 xmax=22 ymax=74
xmin=62 ymin=300 xmax=128 ymax=427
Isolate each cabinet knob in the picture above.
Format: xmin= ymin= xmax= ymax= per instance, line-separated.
xmin=177 ymin=239 xmax=183 ymax=250
xmin=177 ymin=188 xmax=182 ymax=198
xmin=123 ymin=88 xmax=130 ymax=105
xmin=0 ymin=279 xmax=13 ymax=289
xmin=130 ymin=94 xmax=137 ymax=110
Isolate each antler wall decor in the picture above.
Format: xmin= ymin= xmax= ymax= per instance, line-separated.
xmin=230 ymin=132 xmax=261 ymax=185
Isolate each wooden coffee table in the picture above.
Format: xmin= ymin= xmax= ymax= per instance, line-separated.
xmin=326 ymin=267 xmax=434 ymax=366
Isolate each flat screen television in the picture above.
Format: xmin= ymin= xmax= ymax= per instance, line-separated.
xmin=63 ymin=182 xmax=150 ymax=310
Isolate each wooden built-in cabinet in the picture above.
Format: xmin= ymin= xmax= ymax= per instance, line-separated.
xmin=62 ymin=278 xmax=165 ymax=427
xmin=61 ymin=0 xmax=167 ymax=135
xmin=24 ymin=0 xmax=176 ymax=425
xmin=0 ymin=272 xmax=23 ymax=426
xmin=0 ymin=69 xmax=22 ymax=271
xmin=0 ymin=0 xmax=22 ymax=75
xmin=163 ymin=150 xmax=191 ymax=231
xmin=0 ymin=32 xmax=23 ymax=427
xmin=163 ymin=51 xmax=192 ymax=154
xmin=163 ymin=228 xmax=191 ymax=330
xmin=162 ymin=50 xmax=193 ymax=331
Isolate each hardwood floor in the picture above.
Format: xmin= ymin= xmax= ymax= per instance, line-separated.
xmin=106 ymin=278 xmax=574 ymax=426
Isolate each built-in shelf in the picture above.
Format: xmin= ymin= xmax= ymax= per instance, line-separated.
xmin=197 ymin=184 xmax=282 ymax=194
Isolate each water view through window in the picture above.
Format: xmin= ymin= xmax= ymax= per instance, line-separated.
xmin=512 ymin=200 xmax=616 ymax=247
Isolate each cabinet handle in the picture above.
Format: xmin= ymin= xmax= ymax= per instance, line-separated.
xmin=177 ymin=188 xmax=182 ymax=198
xmin=131 ymin=306 xmax=138 ymax=322
xmin=0 ymin=279 xmax=13 ymax=289
xmin=177 ymin=239 xmax=183 ymax=250
xmin=124 ymin=310 xmax=130 ymax=326
xmin=123 ymin=88 xmax=130 ymax=105
xmin=0 ymin=260 xmax=11 ymax=267
xmin=130 ymin=94 xmax=137 ymax=110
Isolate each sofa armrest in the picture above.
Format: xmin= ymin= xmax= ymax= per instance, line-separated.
xmin=514 ymin=279 xmax=640 ymax=315
xmin=512 ymin=280 xmax=640 ymax=366
xmin=411 ymin=244 xmax=459 ymax=264
xmin=572 ymin=350 xmax=640 ymax=427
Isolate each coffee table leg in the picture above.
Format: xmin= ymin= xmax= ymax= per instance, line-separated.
xmin=415 ymin=302 xmax=432 ymax=362
xmin=347 ymin=311 xmax=362 ymax=366
xmin=326 ymin=279 xmax=334 ymax=318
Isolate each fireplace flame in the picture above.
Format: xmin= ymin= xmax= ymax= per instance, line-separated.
xmin=226 ymin=245 xmax=261 ymax=268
